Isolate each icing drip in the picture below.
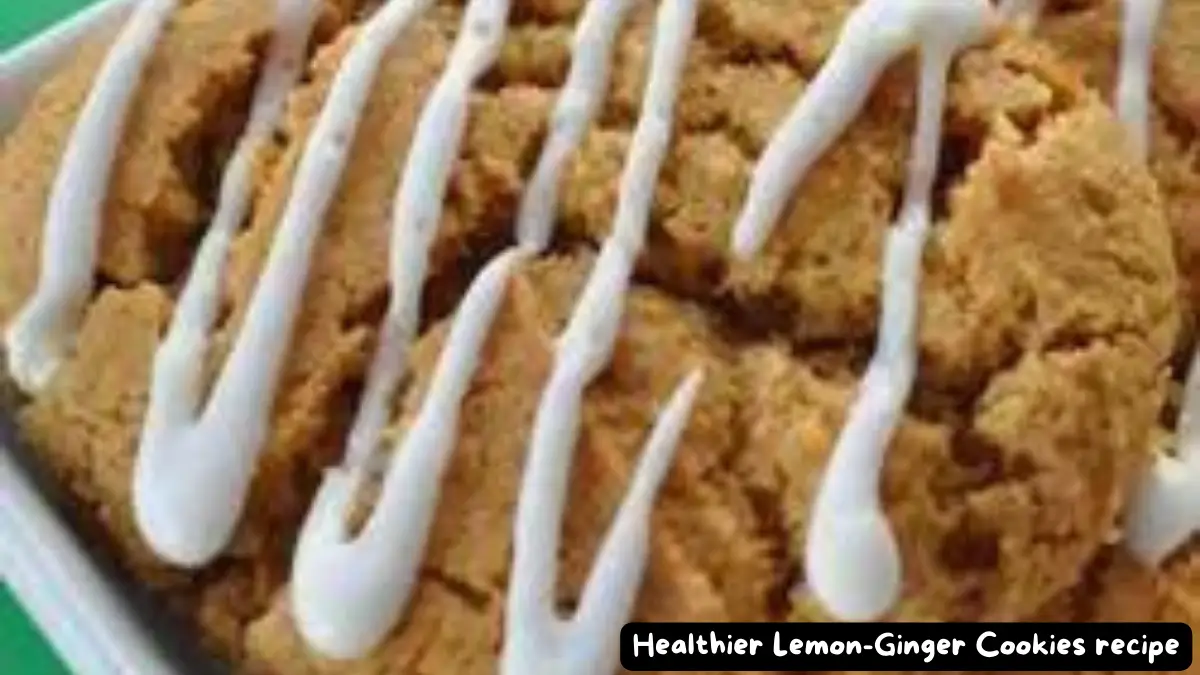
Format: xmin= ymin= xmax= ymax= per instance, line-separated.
xmin=1000 ymin=0 xmax=1192 ymax=574
xmin=728 ymin=0 xmax=910 ymax=262
xmin=515 ymin=0 xmax=637 ymax=251
xmin=5 ymin=0 xmax=178 ymax=392
xmin=998 ymin=0 xmax=1196 ymax=570
xmin=1114 ymin=0 xmax=1163 ymax=160
xmin=338 ymin=0 xmax=508 ymax=475
xmin=731 ymin=0 xmax=996 ymax=621
xmin=292 ymin=0 xmax=645 ymax=656
xmin=1105 ymin=0 xmax=1199 ymax=568
xmin=289 ymin=0 xmax=514 ymax=659
xmin=501 ymin=1 xmax=700 ymax=673
xmin=1127 ymin=353 xmax=1200 ymax=563
xmin=290 ymin=247 xmax=525 ymax=659
xmin=134 ymin=0 xmax=433 ymax=567
xmin=1008 ymin=0 xmax=1160 ymax=159
xmin=10 ymin=0 xmax=1183 ymax=664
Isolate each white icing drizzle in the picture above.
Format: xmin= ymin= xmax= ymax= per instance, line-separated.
xmin=1001 ymin=0 xmax=1194 ymax=572
xmin=5 ymin=0 xmax=179 ymax=393
xmin=728 ymin=0 xmax=901 ymax=262
xmin=338 ymin=0 xmax=506 ymax=476
xmin=290 ymin=0 xmax=514 ymax=659
xmin=502 ymin=1 xmax=699 ymax=673
xmin=290 ymin=246 xmax=526 ymax=659
xmin=730 ymin=0 xmax=995 ymax=621
xmin=12 ymin=0 xmax=1184 ymax=664
xmin=1126 ymin=350 xmax=1200 ymax=563
xmin=1114 ymin=0 xmax=1163 ymax=160
xmin=1119 ymin=0 xmax=1200 ymax=566
xmin=1120 ymin=0 xmax=1199 ymax=565
xmin=1004 ymin=0 xmax=1161 ymax=159
xmin=291 ymin=0 xmax=659 ymax=657
xmin=515 ymin=0 xmax=636 ymax=251
xmin=134 ymin=0 xmax=433 ymax=567
xmin=729 ymin=0 xmax=993 ymax=262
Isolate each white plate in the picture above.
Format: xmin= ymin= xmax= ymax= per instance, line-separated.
xmin=0 ymin=3 xmax=207 ymax=673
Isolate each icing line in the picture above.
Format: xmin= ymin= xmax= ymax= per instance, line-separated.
xmin=134 ymin=0 xmax=432 ymax=567
xmin=9 ymin=0 xmax=1188 ymax=659
xmin=1097 ymin=0 xmax=1195 ymax=568
xmin=1002 ymin=0 xmax=1190 ymax=571
xmin=732 ymin=0 xmax=996 ymax=621
xmin=290 ymin=0 xmax=514 ymax=659
xmin=1115 ymin=0 xmax=1163 ymax=160
xmin=502 ymin=1 xmax=700 ymax=673
xmin=5 ymin=0 xmax=179 ymax=393
xmin=290 ymin=246 xmax=527 ymax=659
xmin=515 ymin=0 xmax=637 ymax=251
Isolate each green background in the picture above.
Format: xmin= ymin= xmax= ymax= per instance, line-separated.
xmin=0 ymin=1 xmax=98 ymax=50
xmin=0 ymin=585 xmax=67 ymax=674
xmin=0 ymin=3 xmax=95 ymax=672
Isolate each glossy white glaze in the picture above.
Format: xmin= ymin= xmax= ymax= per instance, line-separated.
xmin=1115 ymin=0 xmax=1164 ymax=159
xmin=515 ymin=0 xmax=637 ymax=251
xmin=134 ymin=0 xmax=430 ymax=567
xmin=6 ymin=0 xmax=178 ymax=392
xmin=291 ymin=247 xmax=526 ymax=659
xmin=502 ymin=1 xmax=700 ymax=673
xmin=732 ymin=0 xmax=996 ymax=621
xmin=10 ymin=0 xmax=1187 ymax=664
xmin=1097 ymin=0 xmax=1196 ymax=569
xmin=290 ymin=0 xmax=514 ymax=659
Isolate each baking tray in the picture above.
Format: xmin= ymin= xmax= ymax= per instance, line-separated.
xmin=0 ymin=2 xmax=224 ymax=673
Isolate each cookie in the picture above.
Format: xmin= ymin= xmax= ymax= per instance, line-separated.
xmin=0 ymin=0 xmax=1193 ymax=672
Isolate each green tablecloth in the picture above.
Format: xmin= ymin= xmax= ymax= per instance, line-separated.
xmin=0 ymin=585 xmax=67 ymax=675
xmin=0 ymin=4 xmax=97 ymax=672
xmin=0 ymin=1 xmax=99 ymax=49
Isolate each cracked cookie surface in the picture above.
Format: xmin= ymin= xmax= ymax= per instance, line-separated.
xmin=1 ymin=0 xmax=363 ymax=657
xmin=0 ymin=0 xmax=1195 ymax=672
xmin=1036 ymin=0 xmax=1200 ymax=322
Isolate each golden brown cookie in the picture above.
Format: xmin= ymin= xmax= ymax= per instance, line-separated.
xmin=869 ymin=546 xmax=1200 ymax=675
xmin=243 ymin=253 xmax=773 ymax=675
xmin=1035 ymin=0 xmax=1200 ymax=321
xmin=0 ymin=0 xmax=365 ymax=319
xmin=0 ymin=0 xmax=1191 ymax=672
xmin=1 ymin=0 xmax=365 ymax=658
